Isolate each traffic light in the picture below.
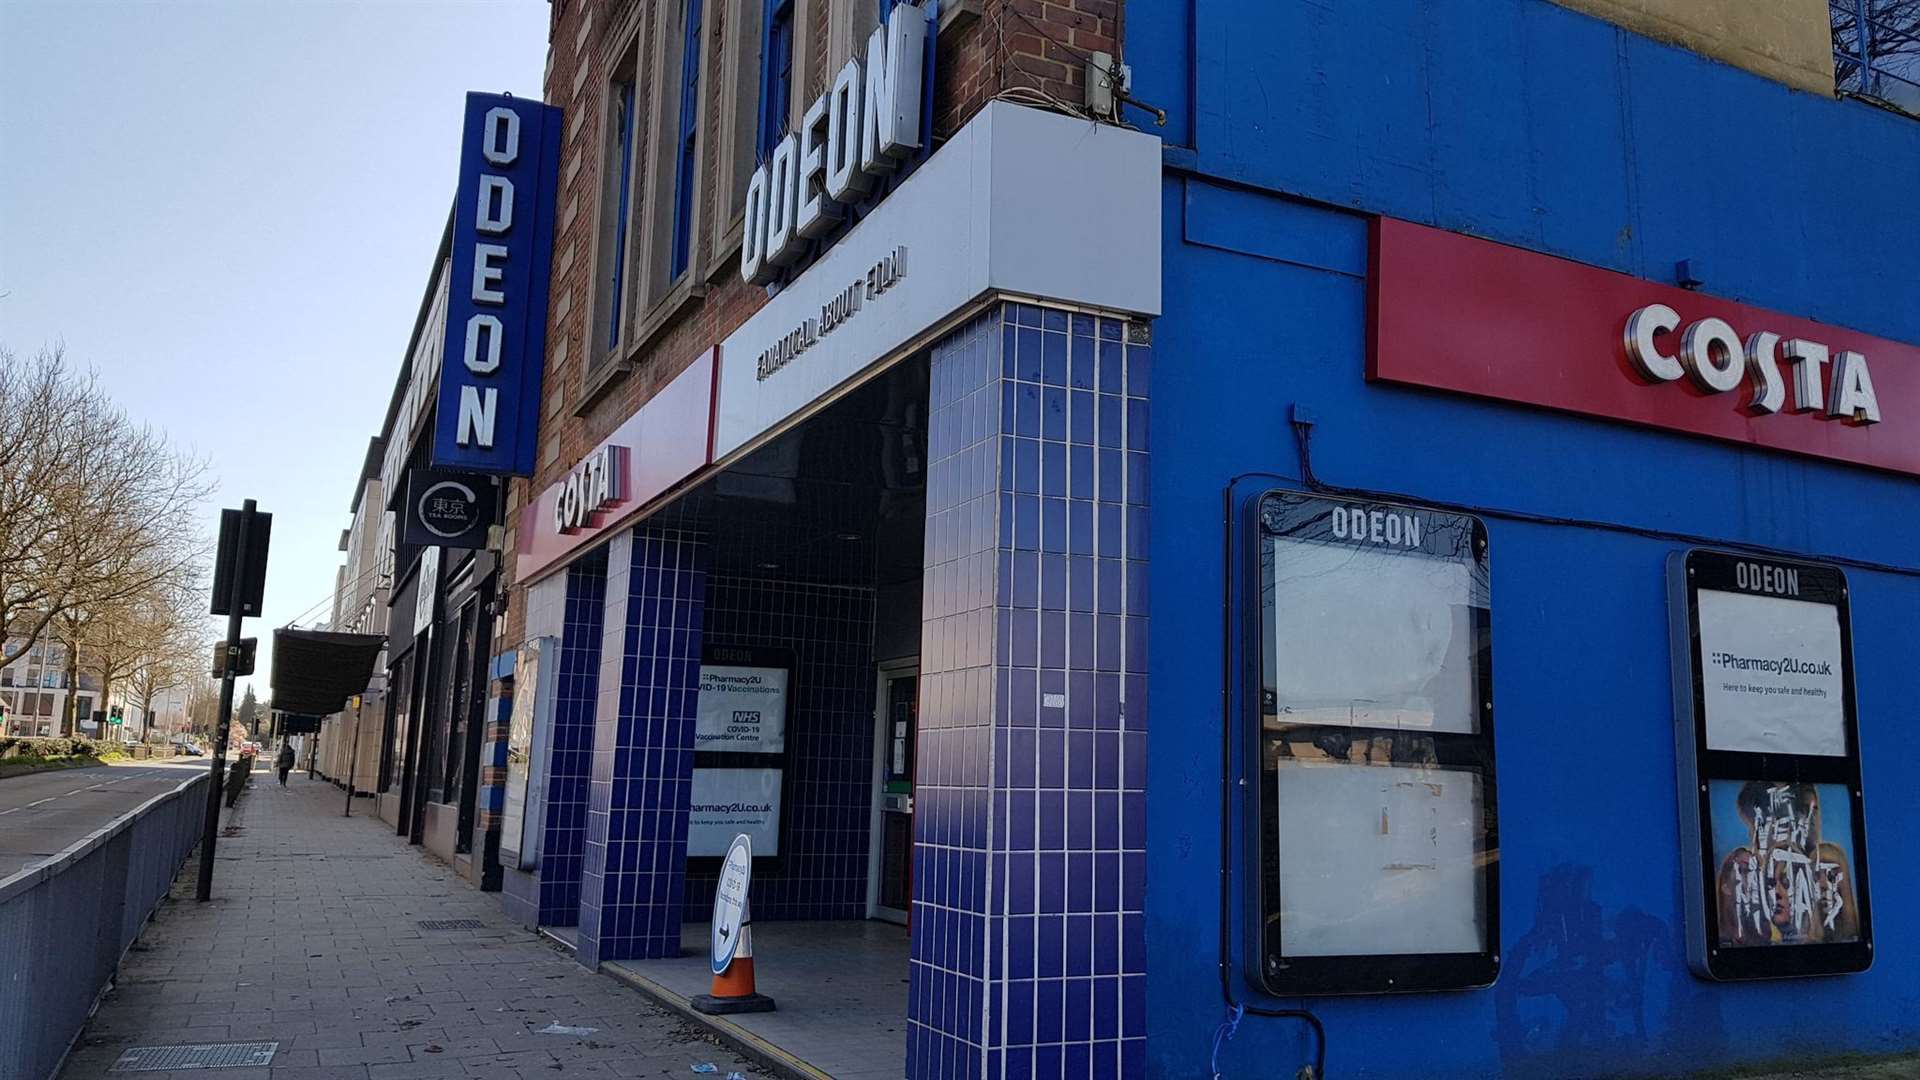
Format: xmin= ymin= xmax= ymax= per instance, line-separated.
xmin=109 ymin=704 xmax=123 ymax=725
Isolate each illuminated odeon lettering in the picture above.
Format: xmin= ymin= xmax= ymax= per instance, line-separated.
xmin=739 ymin=5 xmax=926 ymax=285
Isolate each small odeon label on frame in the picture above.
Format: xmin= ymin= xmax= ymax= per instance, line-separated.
xmin=1667 ymin=548 xmax=1873 ymax=981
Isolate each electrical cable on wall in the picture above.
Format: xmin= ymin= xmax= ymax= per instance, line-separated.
xmin=1216 ymin=482 xmax=1328 ymax=1080
xmin=989 ymin=0 xmax=1168 ymax=127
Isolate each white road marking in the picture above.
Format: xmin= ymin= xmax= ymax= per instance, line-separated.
xmin=26 ymin=798 xmax=54 ymax=807
xmin=0 ymin=808 xmax=17 ymax=816
xmin=64 ymin=789 xmax=85 ymax=796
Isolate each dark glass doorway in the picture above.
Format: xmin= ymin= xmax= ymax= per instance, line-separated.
xmin=869 ymin=663 xmax=917 ymax=923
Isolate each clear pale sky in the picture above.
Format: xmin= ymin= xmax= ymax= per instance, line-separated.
xmin=0 ymin=1 xmax=548 ymax=699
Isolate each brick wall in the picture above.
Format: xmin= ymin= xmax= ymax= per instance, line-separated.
xmin=500 ymin=0 xmax=1124 ymax=652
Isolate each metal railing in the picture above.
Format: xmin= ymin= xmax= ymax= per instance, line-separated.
xmin=0 ymin=771 xmax=209 ymax=1080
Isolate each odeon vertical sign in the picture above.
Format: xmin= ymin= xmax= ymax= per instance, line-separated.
xmin=434 ymin=92 xmax=563 ymax=476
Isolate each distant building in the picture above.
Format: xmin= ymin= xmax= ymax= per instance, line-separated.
xmin=0 ymin=630 xmax=101 ymax=738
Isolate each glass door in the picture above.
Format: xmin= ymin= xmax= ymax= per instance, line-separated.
xmin=868 ymin=663 xmax=918 ymax=924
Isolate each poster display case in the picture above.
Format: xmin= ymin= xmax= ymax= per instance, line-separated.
xmin=1668 ymin=549 xmax=1873 ymax=980
xmin=1243 ymin=490 xmax=1499 ymax=995
xmin=500 ymin=636 xmax=558 ymax=870
xmin=688 ymin=645 xmax=794 ymax=859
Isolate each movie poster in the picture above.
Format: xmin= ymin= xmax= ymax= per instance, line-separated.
xmin=1710 ymin=780 xmax=1859 ymax=947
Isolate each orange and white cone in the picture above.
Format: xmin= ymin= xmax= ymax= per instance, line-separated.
xmin=693 ymin=914 xmax=776 ymax=1014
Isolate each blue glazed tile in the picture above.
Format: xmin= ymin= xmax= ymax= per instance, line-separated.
xmin=1096 ymin=395 xmax=1122 ymax=450
xmin=1098 ymin=451 xmax=1121 ymax=507
xmin=1042 ymin=443 xmax=1066 ymax=498
xmin=1097 ymin=339 xmax=1123 ymax=393
xmin=1042 ymin=331 xmax=1067 ymax=386
xmin=1042 ymin=388 xmax=1067 ymax=441
xmin=1068 ymin=390 xmax=1094 ymax=445
xmin=1035 ymin=979 xmax=1064 ymax=1045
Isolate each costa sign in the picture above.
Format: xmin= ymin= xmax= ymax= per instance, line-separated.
xmin=434 ymin=92 xmax=563 ymax=477
xmin=1624 ymin=305 xmax=1880 ymax=424
xmin=517 ymin=346 xmax=718 ymax=584
xmin=740 ymin=3 xmax=928 ymax=285
xmin=1370 ymin=218 xmax=1919 ymax=476
xmin=549 ymin=445 xmax=624 ymax=534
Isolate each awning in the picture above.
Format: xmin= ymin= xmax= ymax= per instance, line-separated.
xmin=270 ymin=629 xmax=384 ymax=715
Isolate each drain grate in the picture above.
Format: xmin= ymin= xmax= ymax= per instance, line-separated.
xmin=112 ymin=1042 xmax=278 ymax=1072
xmin=417 ymin=918 xmax=487 ymax=930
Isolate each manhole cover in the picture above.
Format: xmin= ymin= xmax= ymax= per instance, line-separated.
xmin=112 ymin=1042 xmax=278 ymax=1071
xmin=417 ymin=919 xmax=487 ymax=930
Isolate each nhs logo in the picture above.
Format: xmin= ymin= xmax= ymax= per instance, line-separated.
xmin=434 ymin=92 xmax=563 ymax=477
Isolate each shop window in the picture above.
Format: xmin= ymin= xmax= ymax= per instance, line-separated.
xmin=759 ymin=0 xmax=795 ymax=161
xmin=589 ymin=0 xmax=715 ymax=381
xmin=597 ymin=72 xmax=639 ymax=361
xmin=1831 ymin=0 xmax=1920 ymax=113
xmin=1245 ymin=490 xmax=1499 ymax=994
xmin=1669 ymin=550 xmax=1873 ymax=980
xmin=670 ymin=0 xmax=705 ymax=280
xmin=709 ymin=0 xmax=766 ymax=268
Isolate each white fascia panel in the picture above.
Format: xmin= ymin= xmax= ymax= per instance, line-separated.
xmin=713 ymin=101 xmax=1161 ymax=462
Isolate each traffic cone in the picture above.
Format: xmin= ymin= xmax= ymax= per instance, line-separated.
xmin=692 ymin=911 xmax=776 ymax=1015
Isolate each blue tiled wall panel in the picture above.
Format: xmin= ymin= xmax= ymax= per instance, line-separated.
xmin=909 ymin=303 xmax=1149 ymax=1080
xmin=685 ymin=576 xmax=878 ymax=920
xmin=537 ymin=548 xmax=608 ymax=927
xmin=577 ymin=529 xmax=708 ymax=968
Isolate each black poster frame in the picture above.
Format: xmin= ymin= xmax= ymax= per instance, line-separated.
xmin=1245 ymin=489 xmax=1500 ymax=996
xmin=686 ymin=644 xmax=796 ymax=871
xmin=1668 ymin=548 xmax=1873 ymax=980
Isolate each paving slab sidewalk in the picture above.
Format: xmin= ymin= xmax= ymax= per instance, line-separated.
xmin=58 ymin=773 xmax=759 ymax=1080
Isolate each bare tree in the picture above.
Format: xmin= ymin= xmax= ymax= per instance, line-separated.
xmin=1832 ymin=0 xmax=1920 ymax=109
xmin=183 ymin=673 xmax=221 ymax=740
xmin=0 ymin=347 xmax=214 ymax=732
xmin=123 ymin=594 xmax=207 ymax=741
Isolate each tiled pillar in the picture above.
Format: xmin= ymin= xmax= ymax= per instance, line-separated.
xmin=909 ymin=303 xmax=1151 ymax=1080
xmin=577 ymin=527 xmax=708 ymax=968
xmin=538 ymin=550 xmax=608 ymax=926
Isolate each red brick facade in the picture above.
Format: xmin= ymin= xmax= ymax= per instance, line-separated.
xmin=497 ymin=0 xmax=1120 ymax=650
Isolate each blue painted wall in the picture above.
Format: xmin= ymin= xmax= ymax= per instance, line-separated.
xmin=1133 ymin=2 xmax=1920 ymax=1076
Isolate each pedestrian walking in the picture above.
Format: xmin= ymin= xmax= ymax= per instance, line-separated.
xmin=275 ymin=742 xmax=295 ymax=786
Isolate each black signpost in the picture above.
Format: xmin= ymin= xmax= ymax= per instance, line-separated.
xmin=198 ymin=499 xmax=271 ymax=902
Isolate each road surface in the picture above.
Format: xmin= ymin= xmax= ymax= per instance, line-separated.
xmin=0 ymin=760 xmax=209 ymax=879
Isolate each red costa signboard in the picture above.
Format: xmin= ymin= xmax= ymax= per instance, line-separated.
xmin=517 ymin=346 xmax=719 ymax=582
xmin=1368 ymin=218 xmax=1918 ymax=476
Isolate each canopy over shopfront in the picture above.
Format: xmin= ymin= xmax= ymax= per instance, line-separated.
xmin=270 ymin=628 xmax=384 ymax=715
